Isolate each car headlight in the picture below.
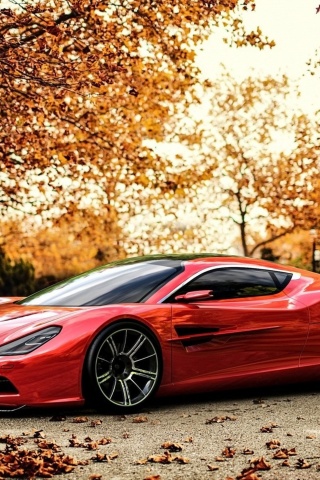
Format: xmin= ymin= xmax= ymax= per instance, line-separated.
xmin=0 ymin=326 xmax=61 ymax=355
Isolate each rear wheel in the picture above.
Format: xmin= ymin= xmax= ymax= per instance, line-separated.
xmin=84 ymin=322 xmax=161 ymax=413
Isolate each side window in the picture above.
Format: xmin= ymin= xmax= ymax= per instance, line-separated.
xmin=168 ymin=268 xmax=292 ymax=301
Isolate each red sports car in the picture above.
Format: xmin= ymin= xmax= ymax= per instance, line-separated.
xmin=0 ymin=254 xmax=319 ymax=413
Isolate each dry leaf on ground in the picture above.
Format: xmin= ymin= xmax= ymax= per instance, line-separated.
xmin=206 ymin=415 xmax=237 ymax=424
xmin=90 ymin=420 xmax=102 ymax=427
xmin=242 ymin=449 xmax=254 ymax=455
xmin=222 ymin=446 xmax=236 ymax=458
xmin=132 ymin=416 xmax=148 ymax=423
xmin=260 ymin=423 xmax=279 ymax=433
xmin=295 ymin=458 xmax=312 ymax=469
xmin=161 ymin=442 xmax=182 ymax=452
xmin=266 ymin=439 xmax=280 ymax=449
xmin=72 ymin=416 xmax=88 ymax=423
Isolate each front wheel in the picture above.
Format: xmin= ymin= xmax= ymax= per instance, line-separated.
xmin=84 ymin=322 xmax=162 ymax=413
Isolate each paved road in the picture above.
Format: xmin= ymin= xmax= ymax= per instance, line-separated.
xmin=1 ymin=385 xmax=320 ymax=479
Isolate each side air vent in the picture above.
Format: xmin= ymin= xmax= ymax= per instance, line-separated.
xmin=0 ymin=377 xmax=18 ymax=394
xmin=175 ymin=326 xmax=219 ymax=336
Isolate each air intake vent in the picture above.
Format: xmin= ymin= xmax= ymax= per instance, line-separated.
xmin=0 ymin=377 xmax=18 ymax=394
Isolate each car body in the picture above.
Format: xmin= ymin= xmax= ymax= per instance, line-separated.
xmin=0 ymin=254 xmax=319 ymax=413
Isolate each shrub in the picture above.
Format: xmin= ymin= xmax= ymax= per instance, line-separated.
xmin=0 ymin=248 xmax=35 ymax=297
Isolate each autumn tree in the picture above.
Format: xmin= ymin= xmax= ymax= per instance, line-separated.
xmin=0 ymin=0 xmax=278 ymax=276
xmin=192 ymin=71 xmax=320 ymax=256
xmin=0 ymin=0 xmax=273 ymax=216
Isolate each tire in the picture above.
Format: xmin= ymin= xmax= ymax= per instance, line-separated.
xmin=84 ymin=321 xmax=162 ymax=413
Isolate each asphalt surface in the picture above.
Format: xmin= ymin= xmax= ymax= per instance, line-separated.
xmin=1 ymin=384 xmax=320 ymax=479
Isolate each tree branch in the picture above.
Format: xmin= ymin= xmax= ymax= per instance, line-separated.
xmin=249 ymin=227 xmax=295 ymax=256
xmin=0 ymin=10 xmax=81 ymax=54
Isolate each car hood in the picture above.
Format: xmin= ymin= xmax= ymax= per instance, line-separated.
xmin=0 ymin=303 xmax=79 ymax=346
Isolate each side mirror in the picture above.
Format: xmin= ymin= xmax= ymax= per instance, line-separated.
xmin=174 ymin=290 xmax=214 ymax=302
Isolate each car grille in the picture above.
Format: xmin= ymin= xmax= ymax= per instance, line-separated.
xmin=0 ymin=377 xmax=18 ymax=394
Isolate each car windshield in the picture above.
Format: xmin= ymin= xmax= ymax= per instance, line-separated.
xmin=17 ymin=259 xmax=183 ymax=306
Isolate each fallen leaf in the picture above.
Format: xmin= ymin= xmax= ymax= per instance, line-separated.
xmin=92 ymin=452 xmax=106 ymax=462
xmin=295 ymin=458 xmax=312 ymax=469
xmin=92 ymin=452 xmax=118 ymax=463
xmin=161 ymin=442 xmax=182 ymax=452
xmin=238 ymin=474 xmax=260 ymax=480
xmin=253 ymin=456 xmax=271 ymax=470
xmin=273 ymin=449 xmax=288 ymax=459
xmin=35 ymin=439 xmax=60 ymax=451
xmin=241 ymin=456 xmax=271 ymax=475
xmin=146 ymin=451 xmax=189 ymax=465
xmin=208 ymin=464 xmax=219 ymax=471
xmin=266 ymin=439 xmax=280 ymax=449
xmin=242 ymin=448 xmax=254 ymax=455
xmin=69 ymin=436 xmax=81 ymax=447
xmin=237 ymin=468 xmax=260 ymax=478
xmin=98 ymin=437 xmax=112 ymax=445
xmin=72 ymin=416 xmax=88 ymax=423
xmin=91 ymin=420 xmax=102 ymax=427
xmin=174 ymin=455 xmax=190 ymax=464
xmin=0 ymin=435 xmax=27 ymax=448
xmin=287 ymin=448 xmax=297 ymax=456
xmin=108 ymin=453 xmax=119 ymax=461
xmin=85 ymin=441 xmax=99 ymax=450
xmin=206 ymin=415 xmax=237 ymax=424
xmin=260 ymin=423 xmax=279 ymax=433
xmin=136 ymin=458 xmax=148 ymax=465
xmin=132 ymin=416 xmax=148 ymax=423
xmin=148 ymin=451 xmax=172 ymax=464
xmin=222 ymin=446 xmax=236 ymax=458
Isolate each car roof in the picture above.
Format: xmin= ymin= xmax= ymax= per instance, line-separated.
xmin=113 ymin=254 xmax=309 ymax=275
xmin=109 ymin=254 xmax=263 ymax=267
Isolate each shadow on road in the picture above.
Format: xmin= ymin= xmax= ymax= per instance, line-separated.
xmin=1 ymin=381 xmax=319 ymax=418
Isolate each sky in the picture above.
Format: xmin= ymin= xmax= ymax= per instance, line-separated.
xmin=197 ymin=0 xmax=320 ymax=112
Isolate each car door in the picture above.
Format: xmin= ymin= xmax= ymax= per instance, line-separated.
xmin=168 ymin=267 xmax=309 ymax=386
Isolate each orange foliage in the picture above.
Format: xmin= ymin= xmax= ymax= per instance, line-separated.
xmin=0 ymin=0 xmax=271 ymax=217
xmin=196 ymin=71 xmax=320 ymax=256
xmin=0 ymin=0 xmax=279 ymax=276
